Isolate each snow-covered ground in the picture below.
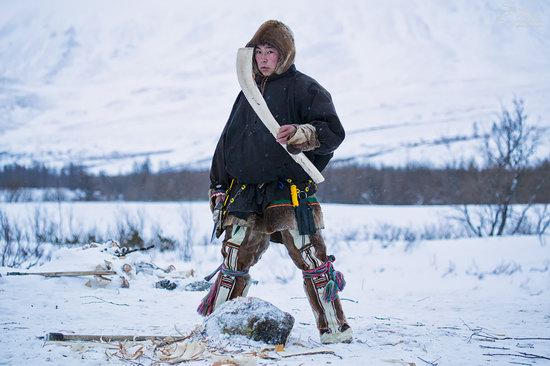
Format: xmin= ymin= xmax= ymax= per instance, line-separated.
xmin=0 ymin=201 xmax=458 ymax=243
xmin=1 ymin=0 xmax=550 ymax=171
xmin=1 ymin=203 xmax=549 ymax=365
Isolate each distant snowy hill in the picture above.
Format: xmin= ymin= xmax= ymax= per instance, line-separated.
xmin=1 ymin=0 xmax=549 ymax=172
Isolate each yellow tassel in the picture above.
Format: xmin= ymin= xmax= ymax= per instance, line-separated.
xmin=290 ymin=184 xmax=299 ymax=207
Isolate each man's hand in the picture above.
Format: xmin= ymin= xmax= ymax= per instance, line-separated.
xmin=214 ymin=194 xmax=226 ymax=206
xmin=276 ymin=125 xmax=297 ymax=144
xmin=211 ymin=199 xmax=225 ymax=241
xmin=209 ymin=189 xmax=226 ymax=212
xmin=212 ymin=199 xmax=224 ymax=223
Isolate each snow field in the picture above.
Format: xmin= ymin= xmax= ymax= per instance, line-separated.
xmin=1 ymin=202 xmax=549 ymax=365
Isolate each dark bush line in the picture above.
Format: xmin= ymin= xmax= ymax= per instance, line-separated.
xmin=1 ymin=160 xmax=549 ymax=204
xmin=320 ymin=161 xmax=550 ymax=204
xmin=0 ymin=161 xmax=209 ymax=201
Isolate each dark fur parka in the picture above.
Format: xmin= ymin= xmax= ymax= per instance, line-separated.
xmin=209 ymin=20 xmax=345 ymax=235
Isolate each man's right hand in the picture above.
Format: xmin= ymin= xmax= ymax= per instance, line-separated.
xmin=276 ymin=124 xmax=297 ymax=144
xmin=215 ymin=194 xmax=226 ymax=206
xmin=212 ymin=199 xmax=224 ymax=223
xmin=209 ymin=189 xmax=226 ymax=212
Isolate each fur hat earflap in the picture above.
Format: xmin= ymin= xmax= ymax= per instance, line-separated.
xmin=246 ymin=20 xmax=296 ymax=76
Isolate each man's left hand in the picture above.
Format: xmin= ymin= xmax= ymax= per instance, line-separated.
xmin=276 ymin=125 xmax=297 ymax=144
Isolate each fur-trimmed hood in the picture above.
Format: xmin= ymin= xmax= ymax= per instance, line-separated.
xmin=246 ymin=20 xmax=296 ymax=76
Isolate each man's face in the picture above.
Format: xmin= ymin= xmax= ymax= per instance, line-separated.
xmin=255 ymin=44 xmax=279 ymax=77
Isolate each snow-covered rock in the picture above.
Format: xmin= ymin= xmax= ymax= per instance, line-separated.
xmin=203 ymin=297 xmax=295 ymax=345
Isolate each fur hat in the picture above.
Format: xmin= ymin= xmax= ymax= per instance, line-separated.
xmin=246 ymin=20 xmax=296 ymax=76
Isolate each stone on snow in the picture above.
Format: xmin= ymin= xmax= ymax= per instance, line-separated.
xmin=203 ymin=297 xmax=294 ymax=345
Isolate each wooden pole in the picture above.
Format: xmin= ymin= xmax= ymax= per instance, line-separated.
xmin=7 ymin=270 xmax=117 ymax=277
xmin=45 ymin=332 xmax=174 ymax=342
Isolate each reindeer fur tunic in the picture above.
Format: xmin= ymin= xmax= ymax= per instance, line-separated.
xmin=209 ymin=20 xmax=345 ymax=238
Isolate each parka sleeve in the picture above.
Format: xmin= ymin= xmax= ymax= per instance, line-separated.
xmin=295 ymin=79 xmax=345 ymax=155
xmin=209 ymin=94 xmax=242 ymax=190
xmin=209 ymin=135 xmax=228 ymax=190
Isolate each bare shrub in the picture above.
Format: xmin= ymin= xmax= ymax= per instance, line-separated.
xmin=458 ymin=99 xmax=549 ymax=236
xmin=28 ymin=206 xmax=60 ymax=244
xmin=534 ymin=205 xmax=550 ymax=235
xmin=179 ymin=205 xmax=195 ymax=262
xmin=151 ymin=224 xmax=178 ymax=252
xmin=419 ymin=222 xmax=465 ymax=240
xmin=0 ymin=209 xmax=50 ymax=268
xmin=372 ymin=224 xmax=416 ymax=248
xmin=330 ymin=220 xmax=468 ymax=250
xmin=115 ymin=209 xmax=146 ymax=249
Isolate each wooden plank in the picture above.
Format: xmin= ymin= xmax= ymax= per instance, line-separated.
xmin=7 ymin=270 xmax=117 ymax=277
xmin=45 ymin=332 xmax=172 ymax=342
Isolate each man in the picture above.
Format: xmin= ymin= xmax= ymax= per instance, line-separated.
xmin=199 ymin=20 xmax=352 ymax=344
